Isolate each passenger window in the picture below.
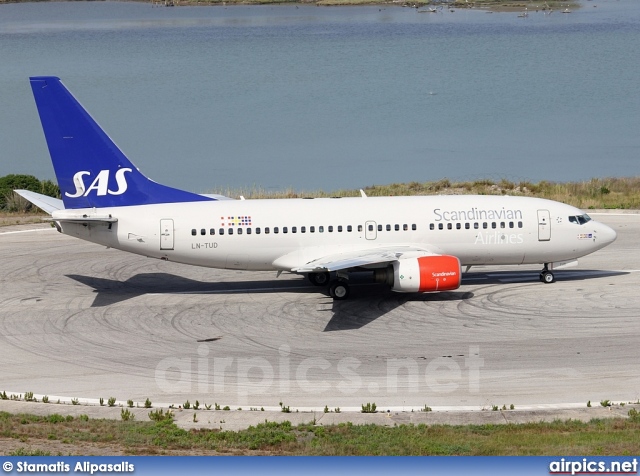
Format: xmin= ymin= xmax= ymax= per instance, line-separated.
xmin=283 ymin=227 xmax=288 ymax=234
xmin=265 ymin=227 xmax=270 ymax=234
xmin=292 ymin=227 xmax=297 ymax=233
xmin=191 ymin=229 xmax=196 ymax=236
xmin=237 ymin=228 xmax=243 ymax=235
xmin=465 ymin=223 xmax=470 ymax=230
xmin=228 ymin=228 xmax=233 ymax=235
xmin=358 ymin=225 xmax=363 ymax=232
xmin=412 ymin=224 xmax=416 ymax=231
xmin=247 ymin=228 xmax=252 ymax=235
xmin=492 ymin=222 xmax=497 ymax=229
xmin=210 ymin=228 xmax=215 ymax=235
xmin=438 ymin=223 xmax=444 ymax=230
xmin=310 ymin=226 xmax=315 ymax=233
xmin=483 ymin=222 xmax=488 ymax=229
xmin=447 ymin=223 xmax=452 ymax=230
xmin=430 ymin=224 xmax=435 ymax=230
xmin=456 ymin=223 xmax=461 ymax=230
xmin=319 ymin=226 xmax=324 ymax=233
xmin=338 ymin=226 xmax=342 ymax=232
xmin=378 ymin=224 xmax=382 ymax=232
xmin=518 ymin=221 xmax=523 ymax=228
xmin=367 ymin=225 xmax=373 ymax=232
xmin=347 ymin=225 xmax=352 ymax=232
xmin=219 ymin=228 xmax=224 ymax=235
xmin=301 ymin=226 xmax=306 ymax=233
xmin=274 ymin=227 xmax=279 ymax=234
xmin=395 ymin=224 xmax=400 ymax=231
xmin=328 ymin=226 xmax=333 ymax=232
xmin=500 ymin=222 xmax=505 ymax=229
xmin=403 ymin=224 xmax=408 ymax=231
xmin=509 ymin=222 xmax=514 ymax=228
xmin=256 ymin=228 xmax=261 ymax=234
xmin=386 ymin=224 xmax=391 ymax=231
xmin=474 ymin=222 xmax=479 ymax=229
xmin=201 ymin=229 xmax=206 ymax=236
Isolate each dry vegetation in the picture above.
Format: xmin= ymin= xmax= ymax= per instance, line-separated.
xmin=2 ymin=177 xmax=638 ymax=227
xmin=2 ymin=410 xmax=640 ymax=456
xmin=210 ymin=177 xmax=640 ymax=210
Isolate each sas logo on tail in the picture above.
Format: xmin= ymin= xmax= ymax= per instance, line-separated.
xmin=65 ymin=169 xmax=132 ymax=198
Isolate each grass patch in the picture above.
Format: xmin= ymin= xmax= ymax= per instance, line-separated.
xmin=0 ymin=411 xmax=639 ymax=455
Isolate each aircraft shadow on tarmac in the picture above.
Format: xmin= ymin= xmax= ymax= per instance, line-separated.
xmin=66 ymin=268 xmax=626 ymax=330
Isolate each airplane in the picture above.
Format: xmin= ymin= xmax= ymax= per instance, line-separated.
xmin=17 ymin=76 xmax=617 ymax=300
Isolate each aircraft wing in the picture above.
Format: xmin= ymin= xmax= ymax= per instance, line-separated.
xmin=14 ymin=189 xmax=64 ymax=214
xmin=291 ymin=246 xmax=438 ymax=273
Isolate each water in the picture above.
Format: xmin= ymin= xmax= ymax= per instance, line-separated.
xmin=1 ymin=0 xmax=639 ymax=193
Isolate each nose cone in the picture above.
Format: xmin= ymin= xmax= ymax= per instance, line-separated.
xmin=599 ymin=222 xmax=617 ymax=246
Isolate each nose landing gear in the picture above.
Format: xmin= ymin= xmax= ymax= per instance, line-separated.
xmin=540 ymin=264 xmax=555 ymax=284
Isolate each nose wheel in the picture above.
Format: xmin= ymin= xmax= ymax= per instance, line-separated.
xmin=540 ymin=266 xmax=555 ymax=284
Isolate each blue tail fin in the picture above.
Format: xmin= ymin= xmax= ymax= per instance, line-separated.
xmin=30 ymin=76 xmax=214 ymax=209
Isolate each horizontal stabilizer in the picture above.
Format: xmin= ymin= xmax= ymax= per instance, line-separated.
xmin=14 ymin=189 xmax=64 ymax=214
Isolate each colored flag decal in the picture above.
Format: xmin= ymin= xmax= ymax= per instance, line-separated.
xmin=222 ymin=216 xmax=252 ymax=227
xmin=578 ymin=233 xmax=593 ymax=239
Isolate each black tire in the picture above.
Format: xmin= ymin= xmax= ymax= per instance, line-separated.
xmin=308 ymin=272 xmax=330 ymax=286
xmin=542 ymin=271 xmax=555 ymax=284
xmin=329 ymin=281 xmax=350 ymax=300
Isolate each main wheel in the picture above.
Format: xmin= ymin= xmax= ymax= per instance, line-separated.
xmin=329 ymin=280 xmax=350 ymax=300
xmin=308 ymin=272 xmax=330 ymax=286
xmin=541 ymin=271 xmax=555 ymax=284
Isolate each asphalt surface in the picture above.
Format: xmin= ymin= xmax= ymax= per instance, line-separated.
xmin=1 ymin=213 xmax=639 ymax=429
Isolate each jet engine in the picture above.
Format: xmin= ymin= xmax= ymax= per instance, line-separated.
xmin=373 ymin=255 xmax=461 ymax=293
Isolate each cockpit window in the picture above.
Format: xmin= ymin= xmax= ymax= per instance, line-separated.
xmin=569 ymin=214 xmax=592 ymax=225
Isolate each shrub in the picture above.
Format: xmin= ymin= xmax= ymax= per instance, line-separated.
xmin=183 ymin=400 xmax=191 ymax=410
xmin=127 ymin=399 xmax=134 ymax=408
xmin=144 ymin=398 xmax=152 ymax=409
xmin=361 ymin=403 xmax=377 ymax=413
xmin=0 ymin=174 xmax=60 ymax=210
xmin=148 ymin=409 xmax=174 ymax=422
xmin=121 ymin=409 xmax=134 ymax=421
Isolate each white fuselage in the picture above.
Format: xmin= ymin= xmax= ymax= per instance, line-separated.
xmin=53 ymin=195 xmax=617 ymax=272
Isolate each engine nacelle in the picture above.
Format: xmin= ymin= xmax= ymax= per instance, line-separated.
xmin=375 ymin=255 xmax=461 ymax=293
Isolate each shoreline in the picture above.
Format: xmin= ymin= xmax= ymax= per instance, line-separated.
xmin=0 ymin=0 xmax=581 ymax=10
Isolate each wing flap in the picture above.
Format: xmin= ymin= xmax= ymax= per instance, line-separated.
xmin=289 ymin=246 xmax=437 ymax=273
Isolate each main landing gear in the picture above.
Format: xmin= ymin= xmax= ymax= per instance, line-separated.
xmin=308 ymin=271 xmax=330 ymax=286
xmin=329 ymin=280 xmax=350 ymax=300
xmin=539 ymin=264 xmax=555 ymax=284
xmin=307 ymin=272 xmax=350 ymax=300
